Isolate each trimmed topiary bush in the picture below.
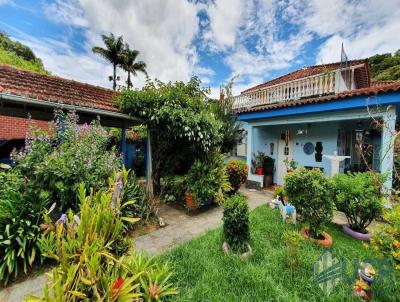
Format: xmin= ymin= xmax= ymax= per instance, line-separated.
xmin=222 ymin=194 xmax=250 ymax=252
xmin=331 ymin=172 xmax=384 ymax=233
xmin=226 ymin=160 xmax=248 ymax=194
xmin=284 ymin=168 xmax=333 ymax=238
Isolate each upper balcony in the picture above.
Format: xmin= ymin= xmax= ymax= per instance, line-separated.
xmin=232 ymin=61 xmax=370 ymax=111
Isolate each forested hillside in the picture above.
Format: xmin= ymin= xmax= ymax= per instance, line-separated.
xmin=369 ymin=49 xmax=400 ymax=81
xmin=0 ymin=31 xmax=49 ymax=74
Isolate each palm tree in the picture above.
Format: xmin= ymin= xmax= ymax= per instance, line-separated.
xmin=92 ymin=33 xmax=124 ymax=90
xmin=121 ymin=44 xmax=147 ymax=89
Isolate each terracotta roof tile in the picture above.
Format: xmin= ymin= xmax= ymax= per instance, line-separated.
xmin=242 ymin=59 xmax=370 ymax=93
xmin=234 ymin=82 xmax=400 ymax=114
xmin=0 ymin=64 xmax=119 ymax=112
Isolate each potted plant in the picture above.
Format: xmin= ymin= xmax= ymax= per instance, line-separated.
xmin=185 ymin=152 xmax=231 ymax=211
xmin=226 ymin=160 xmax=248 ymax=194
xmin=284 ymin=168 xmax=334 ymax=248
xmin=283 ymin=158 xmax=297 ymax=173
xmin=222 ymin=194 xmax=252 ymax=258
xmin=263 ymin=156 xmax=275 ymax=187
xmin=252 ymin=151 xmax=266 ymax=175
xmin=330 ymin=172 xmax=385 ymax=240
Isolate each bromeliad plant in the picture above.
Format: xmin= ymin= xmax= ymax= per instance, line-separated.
xmin=26 ymin=175 xmax=137 ymax=300
xmin=126 ymin=252 xmax=178 ymax=301
xmin=331 ymin=172 xmax=385 ymax=233
xmin=26 ymin=173 xmax=177 ymax=301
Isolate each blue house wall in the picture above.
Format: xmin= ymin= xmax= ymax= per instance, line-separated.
xmin=238 ymin=91 xmax=400 ymax=190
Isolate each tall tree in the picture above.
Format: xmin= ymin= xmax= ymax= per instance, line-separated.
xmin=92 ymin=33 xmax=124 ymax=90
xmin=121 ymin=44 xmax=147 ymax=89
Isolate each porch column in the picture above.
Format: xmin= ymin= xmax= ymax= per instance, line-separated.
xmin=380 ymin=106 xmax=397 ymax=191
xmin=145 ymin=129 xmax=153 ymax=195
xmin=121 ymin=126 xmax=127 ymax=166
xmin=246 ymin=125 xmax=253 ymax=173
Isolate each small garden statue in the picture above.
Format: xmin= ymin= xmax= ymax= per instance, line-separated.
xmin=353 ymin=262 xmax=376 ymax=301
xmin=272 ymin=187 xmax=296 ymax=224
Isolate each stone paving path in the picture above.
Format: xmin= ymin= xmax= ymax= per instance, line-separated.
xmin=134 ymin=188 xmax=271 ymax=255
xmin=0 ymin=188 xmax=271 ymax=302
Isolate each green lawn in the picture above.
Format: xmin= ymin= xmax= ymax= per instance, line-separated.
xmin=158 ymin=205 xmax=399 ymax=302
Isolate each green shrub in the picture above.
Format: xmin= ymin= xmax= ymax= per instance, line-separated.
xmin=331 ymin=172 xmax=384 ymax=233
xmin=226 ymin=160 xmax=248 ymax=193
xmin=366 ymin=204 xmax=400 ymax=270
xmin=13 ymin=111 xmax=121 ymax=211
xmin=186 ymin=152 xmax=231 ymax=206
xmin=222 ymin=194 xmax=250 ymax=252
xmin=163 ymin=176 xmax=186 ymax=204
xmin=284 ymin=168 xmax=333 ymax=238
xmin=282 ymin=230 xmax=303 ymax=268
xmin=26 ymin=174 xmax=176 ymax=301
xmin=0 ymin=169 xmax=49 ymax=285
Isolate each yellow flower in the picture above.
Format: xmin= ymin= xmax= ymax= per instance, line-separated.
xmin=393 ymin=240 xmax=400 ymax=248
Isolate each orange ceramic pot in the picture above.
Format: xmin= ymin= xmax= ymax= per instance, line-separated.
xmin=185 ymin=192 xmax=198 ymax=211
xmin=301 ymin=227 xmax=333 ymax=248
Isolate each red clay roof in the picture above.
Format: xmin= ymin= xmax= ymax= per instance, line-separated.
xmin=0 ymin=64 xmax=118 ymax=112
xmin=235 ymin=82 xmax=400 ymax=114
xmin=242 ymin=59 xmax=370 ymax=93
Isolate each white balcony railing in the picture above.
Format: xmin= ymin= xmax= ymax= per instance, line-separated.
xmin=232 ymin=67 xmax=358 ymax=110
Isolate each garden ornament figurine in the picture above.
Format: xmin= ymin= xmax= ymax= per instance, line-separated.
xmin=272 ymin=194 xmax=296 ymax=224
xmin=353 ymin=262 xmax=375 ymax=301
xmin=278 ymin=202 xmax=296 ymax=224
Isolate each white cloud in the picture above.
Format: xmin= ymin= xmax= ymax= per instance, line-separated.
xmin=13 ymin=30 xmax=114 ymax=88
xmin=10 ymin=0 xmax=206 ymax=90
xmin=204 ymin=0 xmax=245 ymax=50
xmin=77 ymin=0 xmax=202 ymax=84
xmin=303 ymin=0 xmax=400 ymax=63
xmin=44 ymin=0 xmax=88 ymax=27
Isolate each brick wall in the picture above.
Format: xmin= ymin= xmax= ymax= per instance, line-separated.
xmin=0 ymin=116 xmax=50 ymax=140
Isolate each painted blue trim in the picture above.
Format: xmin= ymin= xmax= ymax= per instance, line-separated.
xmin=238 ymin=91 xmax=400 ymax=121
xmin=121 ymin=127 xmax=127 ymax=166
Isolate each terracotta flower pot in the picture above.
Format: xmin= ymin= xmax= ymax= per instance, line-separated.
xmin=185 ymin=192 xmax=198 ymax=211
xmin=300 ymin=226 xmax=333 ymax=248
xmin=256 ymin=168 xmax=263 ymax=175
xmin=342 ymin=224 xmax=372 ymax=241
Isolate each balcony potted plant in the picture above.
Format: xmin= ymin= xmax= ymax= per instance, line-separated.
xmin=263 ymin=156 xmax=275 ymax=187
xmin=252 ymin=151 xmax=266 ymax=175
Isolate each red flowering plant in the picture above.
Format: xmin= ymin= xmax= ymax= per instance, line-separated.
xmin=226 ymin=160 xmax=248 ymax=194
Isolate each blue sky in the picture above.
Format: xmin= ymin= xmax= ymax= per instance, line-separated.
xmin=1 ymin=0 xmax=400 ymax=97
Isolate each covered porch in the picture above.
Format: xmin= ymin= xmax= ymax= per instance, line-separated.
xmin=239 ymin=103 xmax=398 ymax=191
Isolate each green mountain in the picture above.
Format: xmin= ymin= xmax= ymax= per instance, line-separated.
xmin=0 ymin=31 xmax=49 ymax=74
xmin=369 ymin=49 xmax=400 ymax=81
